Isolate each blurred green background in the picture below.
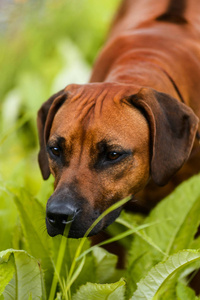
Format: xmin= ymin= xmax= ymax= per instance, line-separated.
xmin=0 ymin=0 xmax=120 ymax=193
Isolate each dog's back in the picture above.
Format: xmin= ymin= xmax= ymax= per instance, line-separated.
xmin=91 ymin=0 xmax=200 ymax=103
xmin=90 ymin=0 xmax=200 ymax=209
xmin=109 ymin=0 xmax=200 ymax=36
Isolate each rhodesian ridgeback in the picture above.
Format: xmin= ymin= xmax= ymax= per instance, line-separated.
xmin=37 ymin=0 xmax=200 ymax=238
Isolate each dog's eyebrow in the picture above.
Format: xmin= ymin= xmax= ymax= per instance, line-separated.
xmin=97 ymin=139 xmax=114 ymax=152
xmin=47 ymin=135 xmax=66 ymax=148
xmin=96 ymin=139 xmax=126 ymax=153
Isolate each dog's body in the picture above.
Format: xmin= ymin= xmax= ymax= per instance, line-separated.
xmin=91 ymin=0 xmax=200 ymax=210
xmin=38 ymin=0 xmax=200 ymax=238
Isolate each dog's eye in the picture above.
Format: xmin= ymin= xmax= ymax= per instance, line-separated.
xmin=107 ymin=151 xmax=121 ymax=161
xmin=50 ymin=147 xmax=60 ymax=157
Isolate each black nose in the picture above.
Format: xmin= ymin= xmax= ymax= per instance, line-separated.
xmin=46 ymin=201 xmax=78 ymax=236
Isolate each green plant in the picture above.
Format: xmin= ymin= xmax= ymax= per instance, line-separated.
xmin=1 ymin=175 xmax=200 ymax=299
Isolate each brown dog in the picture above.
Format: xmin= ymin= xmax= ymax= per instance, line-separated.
xmin=37 ymin=0 xmax=200 ymax=238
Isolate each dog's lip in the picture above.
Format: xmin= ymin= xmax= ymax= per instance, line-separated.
xmin=45 ymin=216 xmax=104 ymax=238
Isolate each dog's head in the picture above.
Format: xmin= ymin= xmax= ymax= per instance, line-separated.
xmin=37 ymin=83 xmax=198 ymax=238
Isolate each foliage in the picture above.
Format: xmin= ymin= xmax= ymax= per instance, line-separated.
xmin=1 ymin=173 xmax=200 ymax=299
xmin=1 ymin=1 xmax=200 ymax=299
xmin=0 ymin=249 xmax=45 ymax=300
xmin=126 ymin=173 xmax=200 ymax=298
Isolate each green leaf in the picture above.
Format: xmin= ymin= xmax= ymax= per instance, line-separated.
xmin=176 ymin=282 xmax=198 ymax=300
xmin=50 ymin=236 xmax=95 ymax=297
xmin=106 ymin=210 xmax=143 ymax=250
xmin=0 ymin=249 xmax=45 ymax=300
xmin=92 ymin=247 xmax=118 ymax=283
xmin=127 ymin=175 xmax=200 ymax=297
xmin=48 ymin=234 xmax=69 ymax=300
xmin=65 ymin=256 xmax=86 ymax=293
xmin=0 ymin=251 xmax=15 ymax=295
xmin=8 ymin=186 xmax=54 ymax=297
xmin=131 ymin=249 xmax=200 ymax=300
xmin=70 ymin=250 xmax=95 ymax=295
xmin=72 ymin=278 xmax=126 ymax=300
xmin=190 ymin=236 xmax=200 ymax=250
xmin=0 ymin=185 xmax=18 ymax=251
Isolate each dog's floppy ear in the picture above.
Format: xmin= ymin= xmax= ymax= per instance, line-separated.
xmin=37 ymin=90 xmax=67 ymax=180
xmin=129 ymin=88 xmax=199 ymax=186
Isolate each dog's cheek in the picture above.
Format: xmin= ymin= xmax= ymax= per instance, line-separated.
xmin=128 ymin=158 xmax=150 ymax=195
xmin=99 ymin=158 xmax=150 ymax=202
xmin=48 ymin=159 xmax=56 ymax=177
xmin=95 ymin=176 xmax=129 ymax=210
xmin=48 ymin=159 xmax=63 ymax=184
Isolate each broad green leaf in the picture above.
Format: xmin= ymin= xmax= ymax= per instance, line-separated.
xmin=127 ymin=175 xmax=200 ymax=297
xmin=117 ymin=217 xmax=166 ymax=255
xmin=167 ymin=193 xmax=200 ymax=254
xmin=106 ymin=210 xmax=144 ymax=249
xmin=131 ymin=249 xmax=200 ymax=300
xmin=65 ymin=256 xmax=86 ymax=295
xmin=0 ymin=249 xmax=45 ymax=300
xmin=190 ymin=236 xmax=200 ymax=250
xmin=176 ymin=282 xmax=198 ymax=300
xmin=8 ymin=186 xmax=54 ymax=297
xmin=72 ymin=278 xmax=126 ymax=300
xmin=0 ymin=251 xmax=15 ymax=295
xmin=0 ymin=185 xmax=18 ymax=251
xmin=70 ymin=250 xmax=95 ymax=295
xmin=92 ymin=247 xmax=118 ymax=283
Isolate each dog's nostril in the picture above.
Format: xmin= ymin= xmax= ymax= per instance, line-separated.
xmin=47 ymin=212 xmax=75 ymax=226
xmin=61 ymin=214 xmax=74 ymax=225
xmin=48 ymin=214 xmax=56 ymax=225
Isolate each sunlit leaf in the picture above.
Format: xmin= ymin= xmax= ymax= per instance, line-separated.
xmin=8 ymin=186 xmax=53 ymax=297
xmin=0 ymin=249 xmax=45 ymax=300
xmin=127 ymin=174 xmax=200 ymax=297
xmin=176 ymin=281 xmax=198 ymax=300
xmin=131 ymin=249 xmax=200 ymax=300
xmin=72 ymin=278 xmax=126 ymax=300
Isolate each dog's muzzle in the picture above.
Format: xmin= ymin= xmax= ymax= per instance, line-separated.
xmin=45 ymin=189 xmax=122 ymax=238
xmin=46 ymin=200 xmax=81 ymax=237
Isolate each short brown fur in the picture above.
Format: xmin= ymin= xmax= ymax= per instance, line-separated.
xmin=37 ymin=0 xmax=200 ymax=238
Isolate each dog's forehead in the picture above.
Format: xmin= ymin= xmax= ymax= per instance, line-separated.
xmin=50 ymin=83 xmax=147 ymax=144
xmin=50 ymin=85 xmax=118 ymax=130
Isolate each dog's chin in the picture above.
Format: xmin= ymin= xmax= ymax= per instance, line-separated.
xmin=46 ymin=207 xmax=122 ymax=239
xmin=46 ymin=220 xmax=103 ymax=239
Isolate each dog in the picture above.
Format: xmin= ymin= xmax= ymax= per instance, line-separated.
xmin=37 ymin=0 xmax=200 ymax=239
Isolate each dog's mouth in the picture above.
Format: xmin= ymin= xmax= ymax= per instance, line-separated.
xmin=45 ymin=206 xmax=122 ymax=239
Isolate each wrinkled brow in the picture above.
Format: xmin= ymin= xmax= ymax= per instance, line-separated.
xmin=47 ymin=135 xmax=66 ymax=148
